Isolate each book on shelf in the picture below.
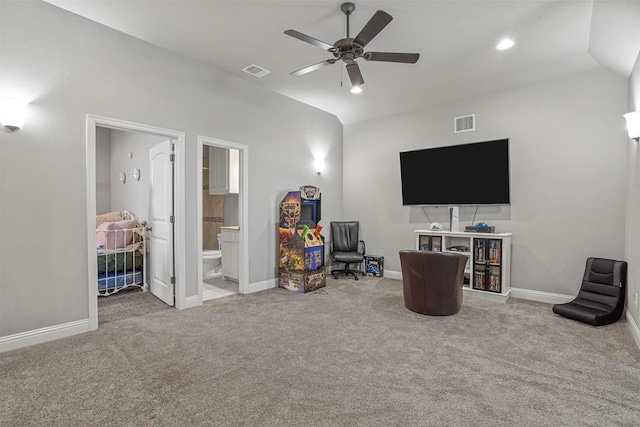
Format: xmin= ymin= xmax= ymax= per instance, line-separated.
xmin=489 ymin=240 xmax=501 ymax=264
xmin=488 ymin=273 xmax=500 ymax=291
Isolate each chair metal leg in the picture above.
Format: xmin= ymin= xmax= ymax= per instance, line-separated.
xmin=332 ymin=263 xmax=361 ymax=280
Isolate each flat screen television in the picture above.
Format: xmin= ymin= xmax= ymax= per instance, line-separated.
xmin=399 ymin=138 xmax=510 ymax=206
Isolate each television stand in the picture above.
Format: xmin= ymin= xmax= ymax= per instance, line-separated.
xmin=414 ymin=230 xmax=512 ymax=302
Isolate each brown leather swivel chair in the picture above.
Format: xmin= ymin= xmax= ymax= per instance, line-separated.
xmin=399 ymin=250 xmax=467 ymax=316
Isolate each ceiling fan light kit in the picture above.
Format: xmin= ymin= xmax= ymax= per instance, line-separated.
xmin=285 ymin=2 xmax=420 ymax=91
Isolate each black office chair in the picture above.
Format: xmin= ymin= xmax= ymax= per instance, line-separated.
xmin=552 ymin=257 xmax=627 ymax=326
xmin=330 ymin=221 xmax=366 ymax=280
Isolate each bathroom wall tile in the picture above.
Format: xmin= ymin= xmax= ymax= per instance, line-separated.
xmin=203 ymin=235 xmax=216 ymax=250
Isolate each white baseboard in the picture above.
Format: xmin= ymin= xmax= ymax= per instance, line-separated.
xmin=626 ymin=310 xmax=640 ymax=350
xmin=464 ymin=288 xmax=511 ymax=303
xmin=183 ymin=295 xmax=200 ymax=309
xmin=0 ymin=319 xmax=90 ymax=353
xmin=383 ymin=270 xmax=402 ymax=280
xmin=247 ymin=278 xmax=277 ymax=294
xmin=378 ymin=274 xmax=575 ymax=306
xmin=509 ymin=288 xmax=574 ymax=305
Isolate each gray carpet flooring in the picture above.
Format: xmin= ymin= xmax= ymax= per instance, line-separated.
xmin=1 ymin=277 xmax=639 ymax=426
xmin=97 ymin=288 xmax=171 ymax=325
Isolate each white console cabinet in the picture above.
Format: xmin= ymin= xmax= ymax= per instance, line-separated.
xmin=220 ymin=226 xmax=239 ymax=281
xmin=414 ymin=230 xmax=512 ymax=302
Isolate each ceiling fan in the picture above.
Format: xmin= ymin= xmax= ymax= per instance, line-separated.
xmin=284 ymin=2 xmax=420 ymax=91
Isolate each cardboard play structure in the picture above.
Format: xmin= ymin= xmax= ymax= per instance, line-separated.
xmin=278 ymin=186 xmax=326 ymax=292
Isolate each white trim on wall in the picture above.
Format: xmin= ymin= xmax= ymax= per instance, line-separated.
xmin=86 ymin=115 xmax=187 ymax=332
xmin=248 ymin=278 xmax=278 ymax=294
xmin=509 ymin=288 xmax=574 ymax=305
xmin=627 ymin=310 xmax=640 ymax=349
xmin=384 ymin=270 xmax=402 ymax=280
xmin=183 ymin=295 xmax=200 ymax=310
xmin=0 ymin=319 xmax=90 ymax=353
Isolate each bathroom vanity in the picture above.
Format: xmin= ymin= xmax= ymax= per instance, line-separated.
xmin=220 ymin=226 xmax=239 ymax=281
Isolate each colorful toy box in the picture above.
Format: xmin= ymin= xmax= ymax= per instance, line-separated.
xmin=364 ymin=254 xmax=384 ymax=277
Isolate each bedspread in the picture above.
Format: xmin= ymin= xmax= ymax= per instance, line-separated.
xmin=97 ymin=250 xmax=143 ymax=273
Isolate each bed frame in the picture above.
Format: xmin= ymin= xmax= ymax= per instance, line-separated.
xmin=97 ymin=223 xmax=147 ymax=296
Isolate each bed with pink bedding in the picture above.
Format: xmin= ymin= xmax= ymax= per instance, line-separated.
xmin=96 ymin=211 xmax=147 ymax=296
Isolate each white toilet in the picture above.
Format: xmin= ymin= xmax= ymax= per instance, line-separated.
xmin=203 ymin=234 xmax=223 ymax=279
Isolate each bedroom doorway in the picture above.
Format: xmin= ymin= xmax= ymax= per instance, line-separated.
xmin=86 ymin=115 xmax=186 ymax=331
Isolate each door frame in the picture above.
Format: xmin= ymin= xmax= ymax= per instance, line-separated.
xmin=197 ymin=136 xmax=249 ymax=302
xmin=86 ymin=115 xmax=186 ymax=330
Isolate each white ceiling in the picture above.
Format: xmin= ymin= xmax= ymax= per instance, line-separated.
xmin=44 ymin=0 xmax=640 ymax=125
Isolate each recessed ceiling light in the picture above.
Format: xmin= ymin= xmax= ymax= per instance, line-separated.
xmin=350 ymin=86 xmax=363 ymax=94
xmin=496 ymin=39 xmax=515 ymax=50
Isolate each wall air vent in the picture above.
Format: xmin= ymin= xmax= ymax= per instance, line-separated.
xmin=242 ymin=64 xmax=271 ymax=78
xmin=454 ymin=114 xmax=475 ymax=133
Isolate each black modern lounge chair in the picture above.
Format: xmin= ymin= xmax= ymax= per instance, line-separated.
xmin=552 ymin=257 xmax=627 ymax=326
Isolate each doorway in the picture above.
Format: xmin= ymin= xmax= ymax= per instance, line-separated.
xmin=86 ymin=115 xmax=186 ymax=330
xmin=197 ymin=136 xmax=249 ymax=303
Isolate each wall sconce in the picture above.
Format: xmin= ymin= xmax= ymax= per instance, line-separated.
xmin=314 ymin=158 xmax=325 ymax=175
xmin=0 ymin=97 xmax=28 ymax=133
xmin=623 ymin=111 xmax=640 ymax=142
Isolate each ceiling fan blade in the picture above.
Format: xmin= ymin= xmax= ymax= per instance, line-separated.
xmin=346 ymin=62 xmax=364 ymax=87
xmin=363 ymin=52 xmax=420 ymax=63
xmin=353 ymin=10 xmax=393 ymax=48
xmin=284 ymin=29 xmax=334 ymax=51
xmin=291 ymin=59 xmax=337 ymax=76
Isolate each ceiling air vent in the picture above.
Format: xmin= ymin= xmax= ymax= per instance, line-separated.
xmin=454 ymin=114 xmax=475 ymax=133
xmin=242 ymin=64 xmax=271 ymax=78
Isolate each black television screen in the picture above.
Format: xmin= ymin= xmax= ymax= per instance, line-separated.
xmin=399 ymin=139 xmax=510 ymax=206
xmin=299 ymin=199 xmax=321 ymax=226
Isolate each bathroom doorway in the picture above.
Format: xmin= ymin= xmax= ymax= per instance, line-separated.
xmin=197 ymin=136 xmax=249 ymax=303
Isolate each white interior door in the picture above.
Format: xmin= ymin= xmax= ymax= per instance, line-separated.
xmin=149 ymin=139 xmax=175 ymax=306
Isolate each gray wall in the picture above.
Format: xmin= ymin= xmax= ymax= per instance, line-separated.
xmin=343 ymin=68 xmax=629 ymax=297
xmin=108 ymin=129 xmax=166 ymax=223
xmin=0 ymin=1 xmax=343 ymax=337
xmin=626 ymin=52 xmax=640 ymax=333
